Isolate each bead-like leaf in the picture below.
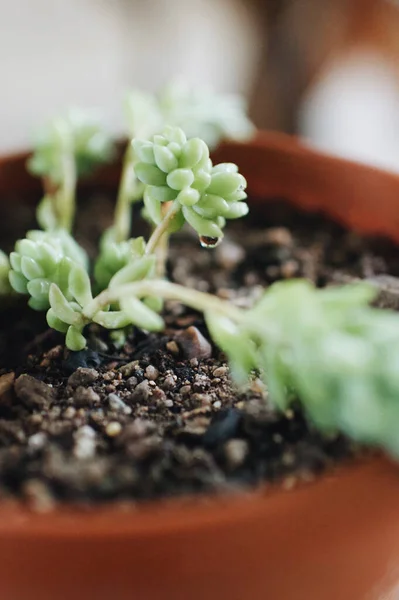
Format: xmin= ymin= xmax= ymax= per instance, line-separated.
xmin=93 ymin=310 xmax=132 ymax=329
xmin=194 ymin=194 xmax=229 ymax=218
xmin=180 ymin=138 xmax=207 ymax=168
xmin=9 ymin=252 xmax=22 ymax=272
xmin=49 ymin=283 xmax=80 ymax=325
xmin=176 ymin=188 xmax=200 ymax=207
xmin=167 ymin=168 xmax=195 ymax=191
xmin=21 ymin=256 xmax=45 ymax=280
xmin=120 ymin=296 xmax=164 ymax=331
xmin=143 ymin=187 xmax=163 ymax=225
xmin=46 ymin=308 xmax=69 ymax=333
xmin=207 ymin=172 xmax=247 ymax=196
xmin=68 ymin=264 xmax=93 ymax=307
xmin=223 ymin=202 xmax=249 ymax=219
xmin=28 ymin=296 xmax=51 ymax=311
xmin=66 ymin=325 xmax=86 ymax=351
xmin=132 ymin=139 xmax=155 ymax=164
xmin=27 ymin=278 xmax=51 ymax=300
xmin=135 ymin=163 xmax=167 ymax=186
xmin=153 ymin=145 xmax=179 ymax=173
xmin=8 ymin=271 xmax=28 ymax=294
xmin=182 ymin=207 xmax=223 ymax=238
xmin=109 ymin=255 xmax=156 ymax=288
xmin=145 ymin=185 xmax=176 ymax=203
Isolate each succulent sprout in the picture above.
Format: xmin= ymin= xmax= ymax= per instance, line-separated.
xmin=133 ymin=126 xmax=248 ymax=242
xmin=126 ymin=82 xmax=255 ymax=149
xmin=28 ymin=110 xmax=114 ymax=182
xmin=8 ymin=230 xmax=87 ymax=310
xmin=94 ymin=234 xmax=151 ymax=291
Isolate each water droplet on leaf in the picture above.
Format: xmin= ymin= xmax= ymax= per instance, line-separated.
xmin=199 ymin=236 xmax=222 ymax=248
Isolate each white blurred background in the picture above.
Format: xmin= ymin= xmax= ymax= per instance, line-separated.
xmin=0 ymin=0 xmax=261 ymax=151
xmin=2 ymin=0 xmax=399 ymax=174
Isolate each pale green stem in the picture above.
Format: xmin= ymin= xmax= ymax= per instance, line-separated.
xmin=59 ymin=149 xmax=77 ymax=231
xmin=113 ymin=144 xmax=141 ymax=243
xmin=83 ymin=279 xmax=243 ymax=323
xmin=145 ymin=200 xmax=180 ymax=256
xmin=154 ymin=232 xmax=169 ymax=278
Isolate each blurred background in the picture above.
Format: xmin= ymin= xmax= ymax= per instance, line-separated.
xmin=1 ymin=0 xmax=399 ymax=172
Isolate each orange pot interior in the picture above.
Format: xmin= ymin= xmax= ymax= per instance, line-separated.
xmin=1 ymin=133 xmax=399 ymax=600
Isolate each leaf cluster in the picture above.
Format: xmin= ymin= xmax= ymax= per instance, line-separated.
xmin=134 ymin=126 xmax=248 ymax=240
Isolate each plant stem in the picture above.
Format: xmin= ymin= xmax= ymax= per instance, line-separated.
xmin=83 ymin=279 xmax=243 ymax=323
xmin=145 ymin=200 xmax=180 ymax=256
xmin=59 ymin=149 xmax=77 ymax=231
xmin=113 ymin=144 xmax=141 ymax=243
xmin=154 ymin=231 xmax=169 ymax=277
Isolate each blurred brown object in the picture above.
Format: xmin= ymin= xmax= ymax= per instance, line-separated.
xmin=249 ymin=0 xmax=399 ymax=132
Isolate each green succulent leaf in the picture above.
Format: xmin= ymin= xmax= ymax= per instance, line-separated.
xmin=46 ymin=308 xmax=70 ymax=333
xmin=109 ymin=255 xmax=156 ymax=288
xmin=49 ymin=283 xmax=81 ymax=326
xmin=9 ymin=271 xmax=28 ymax=294
xmin=120 ymin=296 xmax=164 ymax=331
xmin=65 ymin=325 xmax=87 ymax=351
xmin=68 ymin=264 xmax=93 ymax=307
xmin=92 ymin=310 xmax=132 ymax=329
xmin=205 ymin=312 xmax=257 ymax=384
xmin=182 ymin=207 xmax=223 ymax=238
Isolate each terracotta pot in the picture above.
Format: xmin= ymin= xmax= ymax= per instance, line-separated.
xmin=1 ymin=132 xmax=399 ymax=600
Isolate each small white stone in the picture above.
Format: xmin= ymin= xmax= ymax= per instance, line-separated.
xmin=105 ymin=422 xmax=122 ymax=437
xmin=28 ymin=432 xmax=47 ymax=450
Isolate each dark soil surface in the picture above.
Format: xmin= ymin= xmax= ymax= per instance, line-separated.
xmin=0 ymin=199 xmax=397 ymax=510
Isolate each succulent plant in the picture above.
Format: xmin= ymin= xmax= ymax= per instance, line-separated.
xmin=8 ymin=230 xmax=87 ymax=310
xmin=125 ymin=82 xmax=255 ymax=149
xmin=28 ymin=109 xmax=114 ymax=182
xmin=6 ymin=91 xmax=399 ymax=462
xmin=133 ymin=126 xmax=248 ymax=245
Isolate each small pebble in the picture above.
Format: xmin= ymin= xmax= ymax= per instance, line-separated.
xmin=224 ymin=439 xmax=249 ymax=470
xmin=179 ymin=385 xmax=192 ymax=396
xmin=215 ymin=239 xmax=245 ymax=269
xmin=131 ymin=380 xmax=152 ymax=402
xmin=63 ymin=407 xmax=76 ymax=419
xmin=176 ymin=326 xmax=212 ymax=360
xmin=14 ymin=374 xmax=54 ymax=409
xmin=46 ymin=345 xmax=63 ymax=360
xmin=0 ymin=372 xmax=15 ymax=406
xmin=162 ymin=374 xmax=176 ymax=391
xmin=119 ymin=361 xmax=140 ymax=377
xmin=166 ymin=340 xmax=179 ymax=355
xmin=281 ymin=260 xmax=298 ymax=279
xmin=213 ymin=400 xmax=222 ymax=409
xmin=67 ymin=367 xmax=99 ymax=388
xmin=108 ymin=393 xmax=132 ymax=415
xmin=28 ymin=432 xmax=47 ymax=451
xmin=74 ymin=426 xmax=96 ymax=459
xmin=163 ymin=399 xmax=174 ymax=408
xmin=145 ymin=365 xmax=159 ymax=381
xmin=264 ymin=227 xmax=293 ymax=247
xmin=126 ymin=376 xmax=138 ymax=390
xmin=105 ymin=422 xmax=122 ymax=437
xmin=212 ymin=366 xmax=228 ymax=378
xmin=73 ymin=386 xmax=100 ymax=407
xmin=152 ymin=387 xmax=167 ymax=403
